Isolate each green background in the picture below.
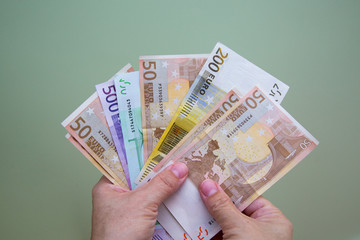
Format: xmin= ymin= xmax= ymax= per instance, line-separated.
xmin=1 ymin=0 xmax=359 ymax=239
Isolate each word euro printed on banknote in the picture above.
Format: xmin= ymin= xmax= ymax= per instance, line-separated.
xmin=163 ymin=87 xmax=318 ymax=240
xmin=62 ymin=92 xmax=129 ymax=189
xmin=137 ymin=42 xmax=290 ymax=184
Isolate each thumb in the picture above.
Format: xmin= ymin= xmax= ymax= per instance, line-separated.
xmin=199 ymin=179 xmax=246 ymax=230
xmin=138 ymin=162 xmax=188 ymax=205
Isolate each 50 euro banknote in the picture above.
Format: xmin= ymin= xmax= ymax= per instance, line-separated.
xmin=137 ymin=42 xmax=290 ymax=184
xmin=65 ymin=133 xmax=116 ymax=184
xmin=62 ymin=91 xmax=128 ymax=188
xmin=61 ymin=64 xmax=134 ymax=188
xmin=139 ymin=54 xmax=208 ymax=162
xmin=162 ymin=87 xmax=318 ymax=240
xmin=138 ymin=89 xmax=242 ymax=186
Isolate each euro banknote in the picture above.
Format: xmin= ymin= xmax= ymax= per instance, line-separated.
xmin=137 ymin=42 xmax=290 ymax=183
xmin=96 ymin=64 xmax=134 ymax=186
xmin=114 ymin=71 xmax=143 ymax=189
xmin=139 ymin=89 xmax=242 ymax=186
xmin=62 ymin=92 xmax=128 ymax=189
xmin=139 ymin=54 xmax=208 ymax=162
xmin=65 ymin=133 xmax=115 ymax=184
xmin=163 ymin=87 xmax=318 ymax=240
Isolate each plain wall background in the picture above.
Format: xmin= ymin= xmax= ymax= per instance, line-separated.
xmin=0 ymin=0 xmax=359 ymax=239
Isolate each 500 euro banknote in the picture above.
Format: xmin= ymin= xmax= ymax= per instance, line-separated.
xmin=163 ymin=87 xmax=318 ymax=240
xmin=139 ymin=54 xmax=208 ymax=163
xmin=96 ymin=64 xmax=134 ymax=187
xmin=137 ymin=42 xmax=289 ymax=183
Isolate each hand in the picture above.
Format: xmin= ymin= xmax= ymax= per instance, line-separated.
xmin=199 ymin=179 xmax=293 ymax=240
xmin=91 ymin=162 xmax=188 ymax=240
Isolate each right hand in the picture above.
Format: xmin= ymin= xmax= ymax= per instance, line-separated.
xmin=200 ymin=179 xmax=293 ymax=240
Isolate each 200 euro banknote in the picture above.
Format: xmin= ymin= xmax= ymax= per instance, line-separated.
xmin=163 ymin=87 xmax=318 ymax=240
xmin=137 ymin=42 xmax=290 ymax=183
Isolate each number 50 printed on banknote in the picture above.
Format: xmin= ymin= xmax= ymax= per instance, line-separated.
xmin=137 ymin=42 xmax=290 ymax=184
xmin=163 ymin=87 xmax=318 ymax=240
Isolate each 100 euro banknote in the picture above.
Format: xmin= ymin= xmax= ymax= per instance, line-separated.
xmin=139 ymin=54 xmax=208 ymax=162
xmin=163 ymin=87 xmax=318 ymax=240
xmin=96 ymin=64 xmax=134 ymax=186
xmin=137 ymin=42 xmax=290 ymax=183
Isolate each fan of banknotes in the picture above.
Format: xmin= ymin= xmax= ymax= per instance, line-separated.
xmin=62 ymin=42 xmax=318 ymax=240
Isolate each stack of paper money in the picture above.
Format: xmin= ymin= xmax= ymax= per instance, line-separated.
xmin=62 ymin=42 xmax=318 ymax=240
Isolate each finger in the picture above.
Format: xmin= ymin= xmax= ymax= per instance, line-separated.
xmin=199 ymin=179 xmax=247 ymax=229
xmin=93 ymin=176 xmax=129 ymax=196
xmin=243 ymin=196 xmax=282 ymax=220
xmin=98 ymin=175 xmax=113 ymax=185
xmin=92 ymin=176 xmax=112 ymax=198
xmin=138 ymin=162 xmax=188 ymax=205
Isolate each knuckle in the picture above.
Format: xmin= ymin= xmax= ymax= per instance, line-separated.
xmin=157 ymin=171 xmax=178 ymax=193
xmin=208 ymin=193 xmax=232 ymax=213
xmin=92 ymin=183 xmax=104 ymax=198
xmin=286 ymin=219 xmax=294 ymax=233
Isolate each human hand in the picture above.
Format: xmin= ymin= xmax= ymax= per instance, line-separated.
xmin=199 ymin=179 xmax=293 ymax=240
xmin=91 ymin=162 xmax=188 ymax=240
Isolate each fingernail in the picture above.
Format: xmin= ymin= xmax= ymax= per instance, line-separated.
xmin=200 ymin=179 xmax=219 ymax=197
xmin=170 ymin=162 xmax=188 ymax=179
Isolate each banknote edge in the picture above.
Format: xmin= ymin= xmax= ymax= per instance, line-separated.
xmin=139 ymin=53 xmax=209 ymax=60
xmin=61 ymin=91 xmax=98 ymax=127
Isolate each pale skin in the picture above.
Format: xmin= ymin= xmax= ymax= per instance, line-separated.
xmin=91 ymin=162 xmax=293 ymax=240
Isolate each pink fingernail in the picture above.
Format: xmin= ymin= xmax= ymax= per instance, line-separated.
xmin=200 ymin=179 xmax=219 ymax=197
xmin=170 ymin=162 xmax=188 ymax=179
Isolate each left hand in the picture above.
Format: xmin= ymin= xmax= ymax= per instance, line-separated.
xmin=91 ymin=162 xmax=188 ymax=240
